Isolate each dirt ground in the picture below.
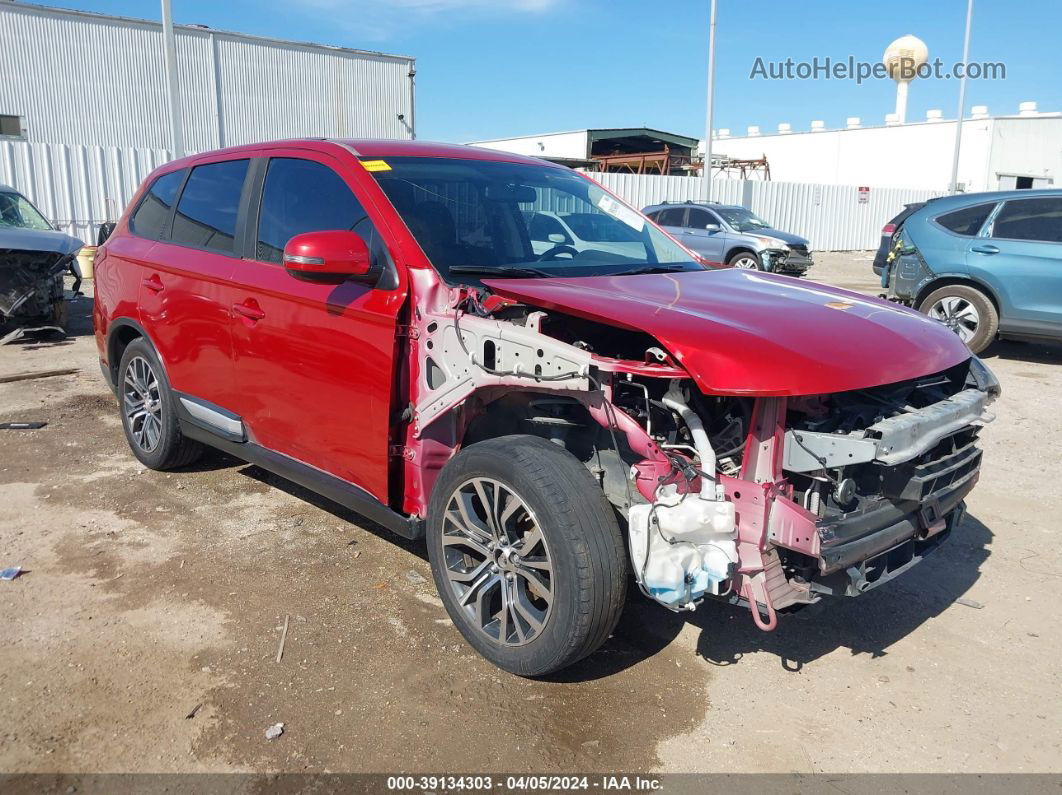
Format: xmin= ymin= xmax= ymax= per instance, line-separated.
xmin=1 ymin=252 xmax=1059 ymax=775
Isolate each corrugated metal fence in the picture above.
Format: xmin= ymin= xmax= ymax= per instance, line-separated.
xmin=0 ymin=140 xmax=170 ymax=244
xmin=589 ymin=173 xmax=944 ymax=251
xmin=3 ymin=141 xmax=944 ymax=251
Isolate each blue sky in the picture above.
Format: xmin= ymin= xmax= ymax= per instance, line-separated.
xmin=48 ymin=0 xmax=1062 ymax=142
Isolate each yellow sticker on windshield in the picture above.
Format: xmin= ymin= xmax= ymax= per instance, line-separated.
xmin=361 ymin=159 xmax=392 ymax=172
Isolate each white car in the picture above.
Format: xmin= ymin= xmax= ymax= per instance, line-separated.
xmin=525 ymin=210 xmax=645 ymax=259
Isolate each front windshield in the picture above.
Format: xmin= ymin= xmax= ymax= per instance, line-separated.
xmin=367 ymin=156 xmax=700 ymax=280
xmin=716 ymin=207 xmax=770 ymax=232
xmin=0 ymin=191 xmax=52 ymax=230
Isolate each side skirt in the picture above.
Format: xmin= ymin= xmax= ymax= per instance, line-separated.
xmin=177 ymin=417 xmax=424 ymax=541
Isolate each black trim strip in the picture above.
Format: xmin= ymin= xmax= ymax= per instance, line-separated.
xmin=178 ymin=421 xmax=423 ymax=541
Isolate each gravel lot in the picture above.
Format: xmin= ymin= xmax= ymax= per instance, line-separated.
xmin=0 ymin=251 xmax=1059 ymax=774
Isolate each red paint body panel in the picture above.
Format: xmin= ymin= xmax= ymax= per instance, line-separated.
xmin=484 ymin=269 xmax=972 ymax=396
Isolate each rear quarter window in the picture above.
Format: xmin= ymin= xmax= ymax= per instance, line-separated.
xmin=129 ymin=170 xmax=184 ymax=240
xmin=934 ymin=203 xmax=995 ymax=237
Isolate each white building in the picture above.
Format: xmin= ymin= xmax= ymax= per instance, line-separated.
xmin=707 ymin=104 xmax=1061 ymax=192
xmin=0 ymin=0 xmax=416 ymax=242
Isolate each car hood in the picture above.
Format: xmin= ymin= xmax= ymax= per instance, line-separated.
xmin=1 ymin=228 xmax=82 ymax=318
xmin=482 ymin=269 xmax=971 ymax=396
xmin=0 ymin=226 xmax=83 ymax=255
xmin=754 ymin=227 xmax=808 ymax=247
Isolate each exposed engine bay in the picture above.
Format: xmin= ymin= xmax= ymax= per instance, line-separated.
xmin=398 ymin=268 xmax=999 ymax=631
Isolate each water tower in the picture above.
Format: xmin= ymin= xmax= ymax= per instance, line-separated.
xmin=883 ymin=34 xmax=929 ymax=124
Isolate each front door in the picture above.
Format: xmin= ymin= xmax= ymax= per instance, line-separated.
xmin=684 ymin=206 xmax=726 ymax=263
xmin=228 ymin=151 xmax=406 ymax=502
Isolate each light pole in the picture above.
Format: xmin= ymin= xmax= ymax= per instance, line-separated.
xmin=949 ymin=0 xmax=973 ymax=193
xmin=161 ymin=0 xmax=184 ymax=158
xmin=702 ymin=0 xmax=717 ymax=202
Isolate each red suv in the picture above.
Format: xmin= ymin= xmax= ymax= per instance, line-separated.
xmin=95 ymin=140 xmax=998 ymax=675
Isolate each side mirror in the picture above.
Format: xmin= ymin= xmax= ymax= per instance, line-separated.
xmin=97 ymin=222 xmax=116 ymax=246
xmin=283 ymin=230 xmax=376 ymax=285
xmin=704 ymin=223 xmax=721 ymax=233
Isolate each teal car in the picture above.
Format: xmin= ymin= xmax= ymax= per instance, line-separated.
xmin=883 ymin=189 xmax=1062 ymax=353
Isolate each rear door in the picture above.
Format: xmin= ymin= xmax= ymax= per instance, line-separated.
xmin=976 ymin=196 xmax=1062 ymax=336
xmin=653 ymin=207 xmax=688 ymax=241
xmin=137 ymin=157 xmax=250 ymax=415
xmin=227 ymin=149 xmax=405 ymax=501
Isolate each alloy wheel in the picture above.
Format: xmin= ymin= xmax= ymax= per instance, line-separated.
xmin=439 ymin=477 xmax=554 ymax=646
xmin=928 ymin=295 xmax=980 ymax=344
xmin=123 ymin=355 xmax=164 ymax=452
xmin=731 ymin=254 xmax=759 ymax=269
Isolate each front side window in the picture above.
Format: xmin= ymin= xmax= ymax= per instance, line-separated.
xmin=0 ymin=190 xmax=52 ymax=231
xmin=714 ymin=207 xmax=770 ymax=232
xmin=171 ymin=160 xmax=249 ymax=253
xmin=367 ymin=157 xmax=699 ymax=281
xmin=527 ymin=213 xmax=571 ymax=244
xmin=991 ymin=197 xmax=1062 ymax=243
xmin=255 ymin=157 xmax=388 ymax=270
xmin=687 ymin=208 xmax=720 ymax=230
xmin=936 ymin=203 xmax=994 ymax=237
xmin=129 ymin=170 xmax=184 ymax=240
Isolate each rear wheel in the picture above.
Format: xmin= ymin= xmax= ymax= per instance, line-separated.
xmin=727 ymin=251 xmax=761 ymax=270
xmin=426 ymin=436 xmax=626 ymax=676
xmin=918 ymin=284 xmax=998 ymax=354
xmin=118 ymin=338 xmax=203 ymax=470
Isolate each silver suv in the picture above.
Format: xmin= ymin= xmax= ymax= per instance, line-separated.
xmin=644 ymin=201 xmax=812 ymax=275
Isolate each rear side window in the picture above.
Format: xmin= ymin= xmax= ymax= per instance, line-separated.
xmin=992 ymin=197 xmax=1062 ymax=243
xmin=130 ymin=170 xmax=183 ymax=240
xmin=935 ymin=203 xmax=994 ymax=237
xmin=255 ymin=157 xmax=387 ymax=268
xmin=170 ymin=160 xmax=249 ymax=253
xmin=656 ymin=207 xmax=687 ymax=227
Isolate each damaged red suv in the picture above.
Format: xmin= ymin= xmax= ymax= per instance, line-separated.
xmin=94 ymin=140 xmax=999 ymax=675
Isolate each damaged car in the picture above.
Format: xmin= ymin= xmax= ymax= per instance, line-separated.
xmin=0 ymin=184 xmax=82 ymax=343
xmin=94 ymin=141 xmax=998 ymax=676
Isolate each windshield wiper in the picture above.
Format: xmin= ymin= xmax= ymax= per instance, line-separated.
xmin=448 ymin=265 xmax=553 ymax=278
xmin=612 ymin=264 xmax=692 ymax=276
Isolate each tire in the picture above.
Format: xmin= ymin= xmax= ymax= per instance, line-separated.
xmin=918 ymin=284 xmax=998 ymax=354
xmin=426 ymin=435 xmax=627 ymax=676
xmin=117 ymin=337 xmax=203 ymax=470
xmin=727 ymin=251 xmax=761 ymax=270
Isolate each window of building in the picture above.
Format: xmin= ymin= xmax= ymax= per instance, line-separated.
xmin=992 ymin=197 xmax=1062 ymax=243
xmin=129 ymin=170 xmax=185 ymax=241
xmin=935 ymin=204 xmax=995 ymax=237
xmin=0 ymin=115 xmax=25 ymax=138
xmin=171 ymin=160 xmax=249 ymax=253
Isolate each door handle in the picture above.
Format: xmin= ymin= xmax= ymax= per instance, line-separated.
xmin=142 ymin=275 xmax=164 ymax=293
xmin=232 ymin=301 xmax=266 ymax=322
xmin=971 ymin=244 xmax=999 ymax=254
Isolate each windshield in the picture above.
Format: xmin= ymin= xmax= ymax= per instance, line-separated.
xmin=716 ymin=207 xmax=771 ymax=232
xmin=367 ymin=156 xmax=700 ymax=281
xmin=0 ymin=191 xmax=52 ymax=230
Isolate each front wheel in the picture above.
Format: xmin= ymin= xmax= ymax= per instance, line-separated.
xmin=426 ymin=436 xmax=626 ymax=676
xmin=727 ymin=251 xmax=761 ymax=270
xmin=918 ymin=284 xmax=998 ymax=354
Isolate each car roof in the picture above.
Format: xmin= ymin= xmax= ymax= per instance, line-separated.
xmin=159 ymin=138 xmax=561 ymax=172
xmin=912 ymin=187 xmax=1062 ymax=217
xmin=643 ymin=201 xmax=744 ymax=211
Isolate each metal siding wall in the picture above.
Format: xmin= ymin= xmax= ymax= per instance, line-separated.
xmin=0 ymin=3 xmax=413 ymax=152
xmin=590 ymin=173 xmax=943 ymax=250
xmin=0 ymin=140 xmax=169 ymax=244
